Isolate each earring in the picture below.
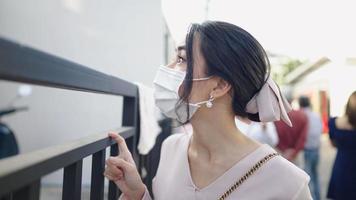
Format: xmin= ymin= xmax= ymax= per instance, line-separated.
xmin=206 ymin=94 xmax=214 ymax=108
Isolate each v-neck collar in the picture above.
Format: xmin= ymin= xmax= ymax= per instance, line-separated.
xmin=184 ymin=132 xmax=270 ymax=192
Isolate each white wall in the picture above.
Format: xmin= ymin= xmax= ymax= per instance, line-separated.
xmin=292 ymin=60 xmax=356 ymax=117
xmin=327 ymin=62 xmax=356 ymax=117
xmin=0 ymin=0 xmax=164 ymax=185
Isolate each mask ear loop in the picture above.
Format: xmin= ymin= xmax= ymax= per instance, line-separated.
xmin=191 ymin=94 xmax=215 ymax=108
xmin=190 ymin=76 xmax=215 ymax=108
xmin=192 ymin=76 xmax=213 ymax=81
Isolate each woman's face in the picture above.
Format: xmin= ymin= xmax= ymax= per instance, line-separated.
xmin=167 ymin=36 xmax=215 ymax=105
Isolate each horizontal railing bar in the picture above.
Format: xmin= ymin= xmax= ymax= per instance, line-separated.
xmin=0 ymin=37 xmax=137 ymax=98
xmin=0 ymin=126 xmax=135 ymax=197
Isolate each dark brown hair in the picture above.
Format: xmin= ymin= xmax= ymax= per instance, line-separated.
xmin=299 ymin=96 xmax=311 ymax=108
xmin=176 ymin=21 xmax=270 ymax=124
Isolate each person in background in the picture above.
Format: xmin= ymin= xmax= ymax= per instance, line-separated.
xmin=274 ymin=95 xmax=308 ymax=164
xmin=236 ymin=119 xmax=279 ymax=147
xmin=299 ymin=96 xmax=322 ymax=200
xmin=327 ymin=91 xmax=356 ymax=200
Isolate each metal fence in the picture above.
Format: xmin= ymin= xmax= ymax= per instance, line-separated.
xmin=0 ymin=37 xmax=165 ymax=200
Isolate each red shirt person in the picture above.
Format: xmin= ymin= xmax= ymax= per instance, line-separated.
xmin=274 ymin=110 xmax=309 ymax=162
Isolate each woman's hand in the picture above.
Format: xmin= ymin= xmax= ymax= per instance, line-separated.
xmin=103 ymin=132 xmax=146 ymax=200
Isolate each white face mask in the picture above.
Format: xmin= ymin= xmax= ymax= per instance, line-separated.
xmin=153 ymin=65 xmax=213 ymax=123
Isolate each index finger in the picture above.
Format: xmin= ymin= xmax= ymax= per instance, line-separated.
xmin=108 ymin=132 xmax=130 ymax=156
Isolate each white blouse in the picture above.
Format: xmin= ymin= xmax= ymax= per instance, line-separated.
xmin=121 ymin=132 xmax=312 ymax=200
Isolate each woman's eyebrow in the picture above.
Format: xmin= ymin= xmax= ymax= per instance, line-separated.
xmin=175 ymin=45 xmax=186 ymax=52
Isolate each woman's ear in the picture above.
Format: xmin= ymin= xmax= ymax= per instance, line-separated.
xmin=211 ymin=77 xmax=231 ymax=98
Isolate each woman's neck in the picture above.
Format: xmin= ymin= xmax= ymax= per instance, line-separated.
xmin=188 ymin=113 xmax=259 ymax=163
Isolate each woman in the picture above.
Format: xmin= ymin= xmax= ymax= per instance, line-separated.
xmin=104 ymin=21 xmax=311 ymax=200
xmin=327 ymin=91 xmax=356 ymax=200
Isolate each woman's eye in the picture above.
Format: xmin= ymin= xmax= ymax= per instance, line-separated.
xmin=176 ymin=56 xmax=186 ymax=64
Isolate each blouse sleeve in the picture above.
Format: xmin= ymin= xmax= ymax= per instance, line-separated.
xmin=118 ymin=186 xmax=152 ymax=200
xmin=141 ymin=188 xmax=153 ymax=200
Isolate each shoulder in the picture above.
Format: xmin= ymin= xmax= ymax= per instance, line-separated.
xmin=292 ymin=110 xmax=308 ymax=121
xmin=160 ymin=132 xmax=189 ymax=158
xmin=162 ymin=132 xmax=189 ymax=148
xmin=252 ymin=145 xmax=309 ymax=182
xmin=153 ymin=133 xmax=189 ymax=185
xmin=328 ymin=116 xmax=337 ymax=124
xmin=333 ymin=116 xmax=355 ymax=130
xmin=328 ymin=117 xmax=337 ymax=130
xmin=281 ymin=110 xmax=307 ymax=127
xmin=270 ymin=155 xmax=309 ymax=182
xmin=256 ymin=146 xmax=310 ymax=198
xmin=154 ymin=132 xmax=188 ymax=174
xmin=260 ymin=146 xmax=309 ymax=182
xmin=269 ymin=156 xmax=310 ymax=198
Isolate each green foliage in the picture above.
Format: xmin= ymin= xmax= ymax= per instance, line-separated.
xmin=272 ymin=58 xmax=304 ymax=85
xmin=282 ymin=59 xmax=304 ymax=76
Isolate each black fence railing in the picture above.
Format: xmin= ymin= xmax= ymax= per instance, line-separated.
xmin=0 ymin=37 xmax=158 ymax=200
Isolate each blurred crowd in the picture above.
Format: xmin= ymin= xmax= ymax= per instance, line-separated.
xmin=236 ymin=91 xmax=356 ymax=200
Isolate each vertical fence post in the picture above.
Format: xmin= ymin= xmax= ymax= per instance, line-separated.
xmin=108 ymin=91 xmax=139 ymax=200
xmin=90 ymin=150 xmax=106 ymax=200
xmin=12 ymin=179 xmax=40 ymax=200
xmin=108 ymin=144 xmax=119 ymax=200
xmin=1 ymin=193 xmax=12 ymax=200
xmin=122 ymin=95 xmax=139 ymax=165
xmin=62 ymin=160 xmax=83 ymax=200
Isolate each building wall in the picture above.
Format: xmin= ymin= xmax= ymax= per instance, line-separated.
xmin=0 ymin=0 xmax=164 ymax=185
xmin=292 ymin=60 xmax=356 ymax=120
